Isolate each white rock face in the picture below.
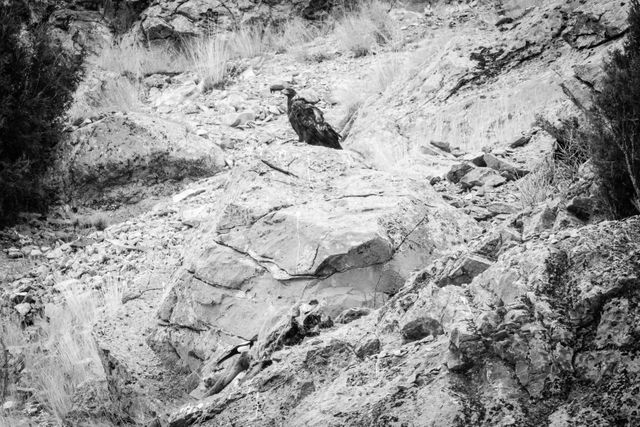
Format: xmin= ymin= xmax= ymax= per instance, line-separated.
xmin=150 ymin=144 xmax=480 ymax=368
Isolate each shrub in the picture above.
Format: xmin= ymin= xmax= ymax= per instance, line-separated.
xmin=589 ymin=0 xmax=640 ymax=217
xmin=0 ymin=1 xmax=84 ymax=222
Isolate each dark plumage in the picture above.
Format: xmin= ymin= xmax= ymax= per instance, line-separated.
xmin=270 ymin=85 xmax=343 ymax=150
xmin=216 ymin=334 xmax=258 ymax=365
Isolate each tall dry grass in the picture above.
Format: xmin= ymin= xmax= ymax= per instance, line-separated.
xmin=185 ymin=35 xmax=231 ymax=91
xmin=229 ymin=26 xmax=268 ymax=58
xmin=334 ymin=0 xmax=399 ymax=57
xmin=270 ymin=17 xmax=323 ymax=54
xmin=2 ymin=275 xmax=128 ymax=424
xmin=66 ymin=77 xmax=144 ymax=123
xmin=25 ymin=289 xmax=103 ymax=422
xmin=516 ymin=158 xmax=574 ymax=209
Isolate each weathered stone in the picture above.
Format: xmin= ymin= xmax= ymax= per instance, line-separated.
xmin=483 ymin=153 xmax=529 ymax=179
xmin=335 ymin=307 xmax=371 ymax=324
xmin=228 ymin=111 xmax=256 ymax=127
xmin=509 ymin=133 xmax=532 ymax=148
xmin=152 ymin=81 xmax=200 ymax=108
xmin=14 ymin=303 xmax=31 ymax=317
xmin=438 ymin=254 xmax=493 ymax=286
xmin=595 ymin=298 xmax=635 ymax=349
xmin=566 ymin=196 xmax=594 ymax=221
xmin=464 ymin=205 xmax=495 ymax=221
xmin=401 ymin=316 xmax=444 ymax=342
xmin=486 ymin=202 xmax=519 ymax=215
xmin=460 ymin=167 xmax=507 ymax=189
xmin=445 ymin=350 xmax=470 ymax=372
xmin=152 ymin=144 xmax=479 ymax=372
xmin=355 ymin=337 xmax=381 ymax=358
xmin=430 ymin=140 xmax=451 ymax=152
xmin=522 ymin=204 xmax=557 ymax=240
xmin=552 ymin=209 xmax=585 ymax=231
xmin=458 ymin=152 xmax=487 ymax=167
xmin=420 ymin=145 xmax=442 ymax=156
xmin=53 ymin=112 xmax=225 ymax=206
xmin=446 ymin=162 xmax=475 ymax=183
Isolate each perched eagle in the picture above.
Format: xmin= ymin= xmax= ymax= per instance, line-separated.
xmin=270 ymin=85 xmax=343 ymax=150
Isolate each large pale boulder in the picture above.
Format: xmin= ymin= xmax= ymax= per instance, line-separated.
xmin=150 ymin=144 xmax=479 ymax=370
xmin=54 ymin=112 xmax=225 ymax=206
xmin=165 ymin=217 xmax=640 ymax=426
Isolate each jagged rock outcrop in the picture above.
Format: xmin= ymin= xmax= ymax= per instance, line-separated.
xmin=346 ymin=0 xmax=628 ymax=170
xmin=149 ymin=144 xmax=479 ymax=374
xmin=166 ymin=216 xmax=640 ymax=427
xmin=53 ymin=112 xmax=226 ymax=207
xmin=136 ymin=0 xmax=346 ymax=42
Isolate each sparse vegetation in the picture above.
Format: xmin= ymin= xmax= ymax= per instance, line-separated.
xmin=72 ymin=212 xmax=111 ymax=230
xmin=270 ymin=17 xmax=323 ymax=54
xmin=229 ymin=26 xmax=268 ymax=58
xmin=0 ymin=1 xmax=84 ymax=222
xmin=515 ymin=116 xmax=591 ymax=209
xmin=0 ymin=275 xmax=129 ymax=424
xmin=67 ymin=77 xmax=144 ymax=123
xmin=16 ymin=287 xmax=103 ymax=423
xmin=536 ymin=116 xmax=590 ymax=172
xmin=334 ymin=0 xmax=398 ymax=57
xmin=517 ymin=157 xmax=574 ymax=209
xmin=91 ymin=41 xmax=189 ymax=79
xmin=334 ymin=55 xmax=404 ymax=136
xmin=186 ymin=35 xmax=231 ymax=90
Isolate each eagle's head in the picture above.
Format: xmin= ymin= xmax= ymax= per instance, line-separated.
xmin=270 ymin=84 xmax=296 ymax=99
xmin=281 ymin=87 xmax=297 ymax=99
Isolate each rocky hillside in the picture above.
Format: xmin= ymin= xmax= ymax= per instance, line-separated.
xmin=1 ymin=0 xmax=638 ymax=426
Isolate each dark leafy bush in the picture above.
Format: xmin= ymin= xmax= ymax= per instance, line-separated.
xmin=0 ymin=0 xmax=84 ymax=223
xmin=590 ymin=0 xmax=640 ymax=217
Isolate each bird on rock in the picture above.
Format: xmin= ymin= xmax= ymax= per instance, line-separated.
xmin=216 ymin=334 xmax=258 ymax=365
xmin=270 ymin=84 xmax=343 ymax=150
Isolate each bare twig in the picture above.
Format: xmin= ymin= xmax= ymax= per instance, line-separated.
xmin=261 ymin=159 xmax=299 ymax=178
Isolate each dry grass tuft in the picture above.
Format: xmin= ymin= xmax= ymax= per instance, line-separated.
xmin=71 ymin=212 xmax=112 ymax=230
xmin=334 ymin=0 xmax=398 ymax=57
xmin=186 ymin=35 xmax=231 ymax=91
xmin=270 ymin=17 xmax=322 ymax=54
xmin=517 ymin=158 xmax=574 ymax=209
xmin=0 ymin=279 xmax=126 ymax=423
xmin=24 ymin=288 xmax=103 ymax=422
xmin=67 ymin=77 xmax=144 ymax=123
xmin=229 ymin=26 xmax=268 ymax=58
xmin=100 ymin=274 xmax=126 ymax=316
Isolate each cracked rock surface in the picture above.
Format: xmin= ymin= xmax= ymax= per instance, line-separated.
xmin=151 ymin=143 xmax=479 ymax=373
